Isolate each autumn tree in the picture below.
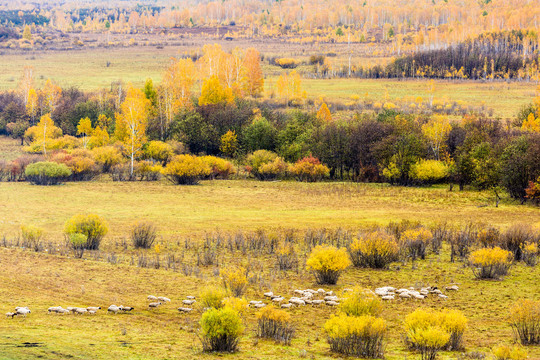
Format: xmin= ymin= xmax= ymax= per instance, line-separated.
xmin=42 ymin=79 xmax=62 ymax=117
xmin=199 ymin=76 xmax=234 ymax=106
xmin=22 ymin=25 xmax=32 ymax=40
xmin=242 ymin=48 xmax=264 ymax=97
xmin=26 ymin=88 xmax=38 ymax=124
xmin=27 ymin=113 xmax=62 ymax=155
xmin=422 ymin=115 xmax=451 ymax=160
xmin=18 ymin=66 xmax=34 ymax=108
xmin=77 ymin=117 xmax=93 ymax=149
xmin=220 ymin=130 xmax=238 ymax=157
xmin=276 ymin=70 xmax=304 ymax=106
xmin=115 ymin=84 xmax=150 ymax=175
xmin=317 ymin=102 xmax=332 ymax=122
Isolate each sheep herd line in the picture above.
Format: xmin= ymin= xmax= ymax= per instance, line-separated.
xmin=5 ymin=284 xmax=457 ymax=319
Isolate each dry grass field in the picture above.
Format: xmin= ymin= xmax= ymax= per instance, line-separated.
xmin=0 ymin=178 xmax=539 ymax=359
xmin=0 ymin=46 xmax=536 ymax=119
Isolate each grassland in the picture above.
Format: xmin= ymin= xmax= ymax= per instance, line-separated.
xmin=1 ymin=179 xmax=539 ymax=242
xmin=0 ymin=47 xmax=537 ymax=118
xmin=0 ymin=179 xmax=540 ymax=359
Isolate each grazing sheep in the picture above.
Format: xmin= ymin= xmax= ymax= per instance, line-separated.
xmin=158 ymin=297 xmax=171 ymax=303
xmin=74 ymin=308 xmax=88 ymax=315
xmin=48 ymin=306 xmax=63 ymax=314
xmin=182 ymin=300 xmax=196 ymax=305
xmin=57 ymin=309 xmax=70 ymax=315
xmin=281 ymin=303 xmax=293 ymax=309
xmin=325 ymin=301 xmax=339 ymax=306
xmin=272 ymin=297 xmax=285 ymax=304
xmin=6 ymin=312 xmax=16 ymax=318
xmin=325 ymin=291 xmax=334 ymax=296
xmin=414 ymin=294 xmax=425 ymax=300
xmin=147 ymin=295 xmax=158 ymax=301
xmin=446 ymin=285 xmax=459 ymax=291
xmin=263 ymin=292 xmax=274 ymax=298
xmin=249 ymin=300 xmax=262 ymax=306
xmin=381 ymin=295 xmax=395 ymax=301
xmin=317 ymin=289 xmax=325 ymax=294
xmin=254 ymin=303 xmax=266 ymax=308
xmin=88 ymin=310 xmax=96 ymax=315
xmin=438 ymin=294 xmax=448 ymax=299
xmin=119 ymin=306 xmax=134 ymax=312
xmin=399 ymin=292 xmax=411 ymax=299
xmin=66 ymin=306 xmax=76 ymax=312
xmin=15 ymin=307 xmax=31 ymax=317
xmin=178 ymin=307 xmax=193 ymax=313
xmin=148 ymin=302 xmax=162 ymax=308
xmin=304 ymin=299 xmax=313 ymax=305
xmin=312 ymin=300 xmax=324 ymax=306
xmin=108 ymin=305 xmax=120 ymax=314
xmin=289 ymin=298 xmax=306 ymax=306
xmin=87 ymin=307 xmax=101 ymax=312
xmin=324 ymin=296 xmax=339 ymax=302
xmin=186 ymin=296 xmax=196 ymax=300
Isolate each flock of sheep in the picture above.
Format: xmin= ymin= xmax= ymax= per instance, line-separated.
xmin=6 ymin=285 xmax=457 ymax=319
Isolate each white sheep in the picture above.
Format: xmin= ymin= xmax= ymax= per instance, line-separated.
xmin=87 ymin=307 xmax=101 ymax=312
xmin=158 ymin=297 xmax=171 ymax=303
xmin=186 ymin=296 xmax=196 ymax=300
xmin=263 ymin=292 xmax=274 ymax=298
xmin=281 ymin=303 xmax=293 ymax=309
xmin=147 ymin=295 xmax=158 ymax=301
xmin=74 ymin=308 xmax=88 ymax=315
xmin=108 ymin=305 xmax=120 ymax=314
xmin=119 ymin=306 xmax=134 ymax=312
xmin=182 ymin=299 xmax=196 ymax=305
xmin=6 ymin=312 xmax=16 ymax=318
xmin=148 ymin=302 xmax=162 ymax=308
xmin=178 ymin=307 xmax=193 ymax=313
xmin=15 ymin=307 xmax=31 ymax=317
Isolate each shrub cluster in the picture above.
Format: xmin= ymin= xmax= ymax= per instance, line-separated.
xmin=324 ymin=314 xmax=387 ymax=358
xmin=290 ymin=156 xmax=329 ymax=182
xmin=162 ymin=154 xmax=211 ymax=185
xmin=275 ymin=244 xmax=298 ymax=270
xmin=200 ymin=307 xmax=244 ymax=353
xmin=509 ymin=299 xmax=540 ymax=345
xmin=130 ymin=221 xmax=157 ymax=249
xmin=200 ymin=287 xmax=228 ymax=309
xmin=338 ymin=288 xmax=382 ymax=317
xmin=348 ymin=231 xmax=399 ymax=269
xmin=492 ymin=345 xmax=528 ymax=360
xmin=400 ymin=228 xmax=433 ymax=261
xmin=64 ymin=214 xmax=108 ymax=250
xmin=24 ymin=161 xmax=71 ymax=185
xmin=306 ymin=245 xmax=351 ymax=285
xmin=220 ymin=267 xmax=248 ymax=297
xmin=469 ymin=247 xmax=513 ymax=279
xmin=20 ymin=225 xmax=43 ymax=252
xmin=256 ymin=306 xmax=295 ymax=344
xmin=405 ymin=308 xmax=468 ymax=356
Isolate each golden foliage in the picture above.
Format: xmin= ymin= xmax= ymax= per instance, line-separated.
xmin=306 ymin=245 xmax=350 ymax=284
xmin=349 ymin=231 xmax=399 ymax=268
xmin=220 ymin=266 xmax=248 ymax=297
xmin=469 ymin=247 xmax=513 ymax=279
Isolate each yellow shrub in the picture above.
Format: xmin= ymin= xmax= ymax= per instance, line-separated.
xmin=493 ymin=345 xmax=528 ymax=360
xmin=200 ymin=287 xmax=227 ymax=309
xmin=201 ymin=156 xmax=236 ymax=179
xmin=256 ymin=306 xmax=294 ymax=344
xmin=522 ymin=242 xmax=539 ymax=267
xmin=405 ymin=308 xmax=467 ymax=351
xmin=134 ymin=160 xmax=162 ymax=181
xmin=275 ymin=58 xmax=298 ymax=69
xmin=290 ymin=156 xmax=329 ymax=182
xmin=408 ymin=327 xmax=450 ymax=360
xmin=92 ymin=146 xmax=123 ymax=172
xmin=144 ymin=140 xmax=173 ymax=164
xmin=324 ymin=314 xmax=387 ymax=357
xmin=469 ymin=247 xmax=513 ymax=279
xmin=222 ymin=297 xmax=248 ymax=316
xmin=221 ymin=267 xmax=248 ymax=297
xmin=478 ymin=226 xmax=500 ymax=248
xmin=509 ymin=299 xmax=540 ymax=345
xmin=410 ymin=159 xmax=449 ymax=184
xmin=162 ymin=154 xmax=211 ymax=185
xmin=349 ymin=232 xmax=399 ymax=268
xmin=21 ymin=225 xmax=44 ymax=252
xmin=306 ymin=245 xmax=351 ymax=285
xmin=338 ymin=287 xmax=382 ymax=317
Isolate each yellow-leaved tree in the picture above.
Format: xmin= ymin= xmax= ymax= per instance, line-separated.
xmin=42 ymin=79 xmax=62 ymax=117
xmin=276 ymin=70 xmax=304 ymax=106
xmin=161 ymin=57 xmax=196 ymax=125
xmin=421 ymin=115 xmax=451 ymax=160
xmin=242 ymin=48 xmax=264 ymax=97
xmin=77 ymin=117 xmax=93 ymax=149
xmin=199 ymin=76 xmax=234 ymax=106
xmin=317 ymin=102 xmax=332 ymax=122
xmin=26 ymin=88 xmax=38 ymax=124
xmin=522 ymin=112 xmax=540 ymax=133
xmin=25 ymin=113 xmax=62 ymax=155
xmin=220 ymin=130 xmax=238 ymax=158
xmin=115 ymin=84 xmax=150 ymax=175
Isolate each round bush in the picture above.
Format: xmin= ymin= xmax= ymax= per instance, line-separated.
xmin=469 ymin=247 xmax=513 ymax=279
xmin=200 ymin=287 xmax=228 ymax=309
xmin=338 ymin=287 xmax=382 ymax=317
xmin=324 ymin=314 xmax=387 ymax=358
xmin=348 ymin=232 xmax=400 ymax=269
xmin=130 ymin=221 xmax=157 ymax=249
xmin=162 ymin=154 xmax=211 ymax=185
xmin=509 ymin=299 xmax=540 ymax=345
xmin=256 ymin=306 xmax=294 ymax=344
xmin=64 ymin=214 xmax=108 ymax=250
xmin=306 ymin=245 xmax=351 ymax=285
xmin=290 ymin=156 xmax=329 ymax=182
xmin=25 ymin=161 xmax=72 ymax=185
xmin=200 ymin=307 xmax=244 ymax=352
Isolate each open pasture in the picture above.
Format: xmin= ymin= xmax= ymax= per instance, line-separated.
xmin=0 ymin=180 xmax=540 ymax=359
